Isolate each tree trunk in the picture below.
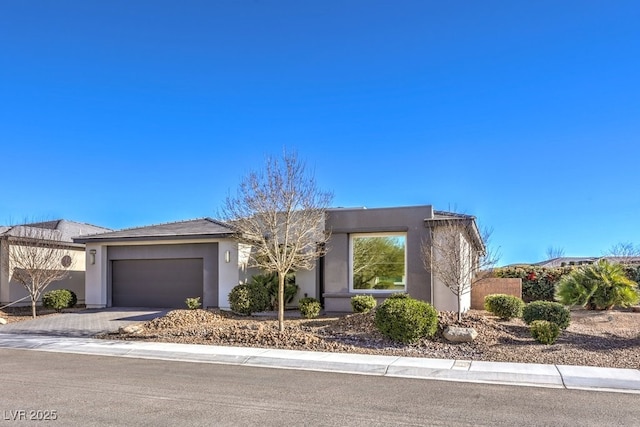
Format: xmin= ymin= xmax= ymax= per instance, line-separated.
xmin=278 ymin=272 xmax=285 ymax=332
xmin=457 ymin=293 xmax=463 ymax=322
xmin=31 ymin=297 xmax=37 ymax=319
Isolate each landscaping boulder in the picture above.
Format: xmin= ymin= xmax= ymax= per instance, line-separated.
xmin=0 ymin=317 xmax=7 ymax=325
xmin=443 ymin=326 xmax=478 ymax=343
xmin=119 ymin=324 xmax=144 ymax=334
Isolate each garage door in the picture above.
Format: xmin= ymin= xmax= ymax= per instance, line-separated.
xmin=112 ymin=258 xmax=203 ymax=307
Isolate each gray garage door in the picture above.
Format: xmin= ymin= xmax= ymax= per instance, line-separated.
xmin=112 ymin=258 xmax=203 ymax=307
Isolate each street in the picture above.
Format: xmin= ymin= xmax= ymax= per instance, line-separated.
xmin=1 ymin=348 xmax=638 ymax=426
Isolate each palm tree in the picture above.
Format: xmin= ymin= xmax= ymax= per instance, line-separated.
xmin=556 ymin=260 xmax=639 ymax=310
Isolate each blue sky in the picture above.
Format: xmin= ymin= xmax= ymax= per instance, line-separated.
xmin=1 ymin=1 xmax=639 ymax=266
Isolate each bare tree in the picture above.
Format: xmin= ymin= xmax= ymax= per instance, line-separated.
xmin=5 ymin=225 xmax=74 ymax=318
xmin=605 ymin=242 xmax=640 ymax=264
xmin=220 ymin=151 xmax=333 ymax=331
xmin=423 ymin=216 xmax=499 ymax=321
xmin=545 ymin=246 xmax=565 ymax=260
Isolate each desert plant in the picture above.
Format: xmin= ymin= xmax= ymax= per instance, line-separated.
xmin=556 ymin=260 xmax=639 ymax=310
xmin=298 ymin=297 xmax=321 ymax=319
xmin=250 ymin=273 xmax=299 ymax=311
xmin=228 ymin=283 xmax=270 ymax=315
xmin=522 ymin=301 xmax=570 ymax=329
xmin=484 ymin=294 xmax=525 ymax=320
xmin=530 ymin=320 xmax=560 ymax=344
xmin=351 ymin=295 xmax=377 ymax=313
xmin=374 ymin=296 xmax=438 ymax=343
xmin=185 ymin=297 xmax=202 ymax=310
xmin=41 ymin=289 xmax=74 ymax=312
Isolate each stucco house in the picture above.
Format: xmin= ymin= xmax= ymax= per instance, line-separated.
xmin=0 ymin=220 xmax=111 ymax=307
xmin=74 ymin=205 xmax=485 ymax=312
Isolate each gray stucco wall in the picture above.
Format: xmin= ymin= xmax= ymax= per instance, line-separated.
xmin=323 ymin=205 xmax=434 ymax=312
xmin=106 ymin=243 xmax=219 ymax=308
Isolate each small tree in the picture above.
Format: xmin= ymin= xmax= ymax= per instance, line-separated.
xmin=545 ymin=246 xmax=565 ymax=260
xmin=5 ymin=225 xmax=74 ymax=318
xmin=423 ymin=215 xmax=499 ymax=321
xmin=220 ymin=151 xmax=333 ymax=331
xmin=605 ymin=242 xmax=640 ymax=264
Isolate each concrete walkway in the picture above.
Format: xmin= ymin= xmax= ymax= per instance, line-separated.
xmin=0 ymin=332 xmax=639 ymax=394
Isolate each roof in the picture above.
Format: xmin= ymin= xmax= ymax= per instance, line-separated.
xmin=73 ymin=218 xmax=235 ymax=243
xmin=0 ymin=220 xmax=111 ymax=243
xmin=532 ymin=256 xmax=640 ymax=268
xmin=425 ymin=211 xmax=485 ymax=253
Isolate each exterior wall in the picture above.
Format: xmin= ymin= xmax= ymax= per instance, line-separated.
xmin=1 ymin=242 xmax=86 ymax=307
xmin=323 ymin=206 xmax=434 ymax=312
xmin=431 ymin=230 xmax=473 ymax=313
xmin=471 ymin=278 xmax=522 ymax=310
xmin=84 ymin=238 xmax=241 ymax=309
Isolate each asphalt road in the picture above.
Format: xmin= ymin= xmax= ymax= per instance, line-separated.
xmin=1 ymin=349 xmax=638 ymax=426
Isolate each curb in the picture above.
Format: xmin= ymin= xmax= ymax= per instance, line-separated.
xmin=0 ymin=333 xmax=639 ymax=394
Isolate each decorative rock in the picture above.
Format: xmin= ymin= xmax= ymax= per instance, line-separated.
xmin=119 ymin=324 xmax=144 ymax=334
xmin=632 ymin=306 xmax=640 ymax=313
xmin=0 ymin=317 xmax=7 ymax=325
xmin=443 ymin=326 xmax=478 ymax=343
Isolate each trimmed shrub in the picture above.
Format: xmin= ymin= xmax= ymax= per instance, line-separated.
xmin=530 ymin=320 xmax=560 ymax=345
xmin=351 ymin=295 xmax=377 ymax=313
xmin=484 ymin=294 xmax=525 ymax=320
xmin=298 ymin=297 xmax=321 ymax=319
xmin=374 ymin=296 xmax=438 ymax=343
xmin=228 ymin=283 xmax=270 ymax=315
xmin=185 ymin=297 xmax=202 ymax=310
xmin=494 ymin=266 xmax=575 ymax=302
xmin=388 ymin=293 xmax=410 ymax=300
xmin=67 ymin=290 xmax=78 ymax=308
xmin=42 ymin=289 xmax=74 ymax=312
xmin=523 ymin=301 xmax=570 ymax=329
xmin=556 ymin=260 xmax=639 ymax=310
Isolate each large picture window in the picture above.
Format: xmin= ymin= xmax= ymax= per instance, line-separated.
xmin=350 ymin=233 xmax=406 ymax=292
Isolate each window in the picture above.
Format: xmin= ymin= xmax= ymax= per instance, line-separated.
xmin=350 ymin=233 xmax=406 ymax=292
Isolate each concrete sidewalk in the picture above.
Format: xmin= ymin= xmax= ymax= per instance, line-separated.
xmin=1 ymin=333 xmax=638 ymax=394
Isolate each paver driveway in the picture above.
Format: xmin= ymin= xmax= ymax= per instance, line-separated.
xmin=0 ymin=308 xmax=169 ymax=337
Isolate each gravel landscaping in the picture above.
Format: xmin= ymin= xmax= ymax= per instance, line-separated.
xmin=3 ymin=305 xmax=638 ymax=369
xmin=97 ymin=307 xmax=640 ymax=370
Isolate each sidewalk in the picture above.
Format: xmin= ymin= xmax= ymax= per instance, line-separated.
xmin=1 ymin=333 xmax=639 ymax=394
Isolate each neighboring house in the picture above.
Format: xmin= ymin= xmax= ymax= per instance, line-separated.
xmin=75 ymin=205 xmax=486 ymax=312
xmin=531 ymin=256 xmax=640 ymax=268
xmin=0 ymin=220 xmax=112 ymax=307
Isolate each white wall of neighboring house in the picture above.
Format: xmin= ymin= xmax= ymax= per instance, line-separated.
xmin=2 ymin=242 xmax=86 ymax=306
xmin=84 ymin=242 xmax=107 ymax=309
xmin=218 ymin=240 xmax=241 ymax=309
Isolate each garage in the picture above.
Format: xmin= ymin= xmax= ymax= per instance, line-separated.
xmin=112 ymin=258 xmax=203 ymax=307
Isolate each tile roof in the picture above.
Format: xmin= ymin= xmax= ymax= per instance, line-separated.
xmin=73 ymin=218 xmax=235 ymax=242
xmin=0 ymin=220 xmax=111 ymax=243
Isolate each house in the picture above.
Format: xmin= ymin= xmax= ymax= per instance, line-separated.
xmin=0 ymin=220 xmax=112 ymax=307
xmin=74 ymin=205 xmax=486 ymax=312
xmin=530 ymin=256 xmax=640 ymax=268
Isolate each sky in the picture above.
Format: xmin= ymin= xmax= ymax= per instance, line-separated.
xmin=1 ymin=1 xmax=639 ymax=266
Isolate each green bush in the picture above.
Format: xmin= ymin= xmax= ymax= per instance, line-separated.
xmin=298 ymin=297 xmax=321 ymax=319
xmin=556 ymin=260 xmax=639 ymax=310
xmin=185 ymin=297 xmax=201 ymax=310
xmin=228 ymin=283 xmax=270 ymax=315
xmin=42 ymin=289 xmax=74 ymax=312
xmin=374 ymin=296 xmax=438 ymax=343
xmin=530 ymin=320 xmax=560 ymax=345
xmin=494 ymin=266 xmax=574 ymax=302
xmin=67 ymin=290 xmax=78 ymax=308
xmin=484 ymin=294 xmax=525 ymax=320
xmin=250 ymin=273 xmax=299 ymax=310
xmin=351 ymin=295 xmax=377 ymax=313
xmin=388 ymin=293 xmax=410 ymax=300
xmin=522 ymin=301 xmax=570 ymax=329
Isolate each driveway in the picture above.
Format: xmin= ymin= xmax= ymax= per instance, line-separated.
xmin=0 ymin=308 xmax=169 ymax=337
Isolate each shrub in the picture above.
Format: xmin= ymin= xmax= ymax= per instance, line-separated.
xmin=388 ymin=293 xmax=410 ymax=300
xmin=185 ymin=297 xmax=201 ymax=310
xmin=556 ymin=260 xmax=639 ymax=310
xmin=530 ymin=320 xmax=560 ymax=345
xmin=250 ymin=273 xmax=299 ymax=310
xmin=374 ymin=296 xmax=438 ymax=343
xmin=351 ymin=295 xmax=377 ymax=313
xmin=484 ymin=294 xmax=525 ymax=320
xmin=522 ymin=301 xmax=570 ymax=329
xmin=228 ymin=283 xmax=270 ymax=315
xmin=494 ymin=265 xmax=575 ymax=302
xmin=298 ymin=297 xmax=321 ymax=319
xmin=67 ymin=290 xmax=78 ymax=308
xmin=42 ymin=289 xmax=74 ymax=312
